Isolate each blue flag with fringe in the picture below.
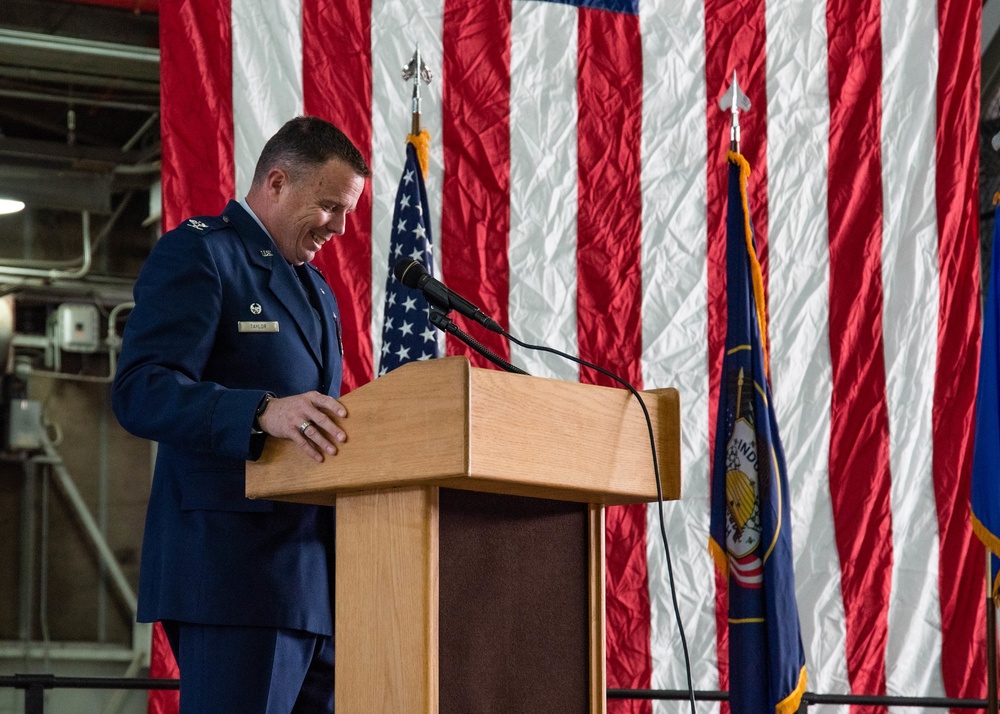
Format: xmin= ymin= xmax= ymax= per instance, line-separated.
xmin=708 ymin=152 xmax=807 ymax=714
xmin=972 ymin=203 xmax=1000 ymax=601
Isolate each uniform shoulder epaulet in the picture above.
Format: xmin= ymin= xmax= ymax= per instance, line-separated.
xmin=177 ymin=215 xmax=228 ymax=236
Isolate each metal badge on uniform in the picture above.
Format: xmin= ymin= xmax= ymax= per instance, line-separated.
xmin=250 ymin=303 xmax=262 ymax=315
xmin=238 ymin=321 xmax=279 ymax=333
xmin=186 ymin=219 xmax=209 ymax=231
xmin=260 ymin=249 xmax=273 ymax=257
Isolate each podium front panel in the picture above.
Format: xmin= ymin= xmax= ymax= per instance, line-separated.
xmin=438 ymin=489 xmax=589 ymax=712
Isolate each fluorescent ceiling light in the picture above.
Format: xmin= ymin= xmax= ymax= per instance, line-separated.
xmin=0 ymin=199 xmax=25 ymax=215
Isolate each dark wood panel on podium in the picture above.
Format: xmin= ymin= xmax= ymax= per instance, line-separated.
xmin=245 ymin=356 xmax=681 ymax=714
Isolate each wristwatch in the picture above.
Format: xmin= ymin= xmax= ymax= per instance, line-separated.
xmin=252 ymin=392 xmax=275 ymax=433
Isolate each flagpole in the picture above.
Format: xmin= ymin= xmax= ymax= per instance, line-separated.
xmin=988 ymin=551 xmax=998 ymax=714
xmin=378 ymin=48 xmax=438 ymax=377
xmin=403 ymin=45 xmax=432 ymax=137
xmin=720 ymin=70 xmax=750 ymax=154
xmin=402 ymin=46 xmax=432 ymax=181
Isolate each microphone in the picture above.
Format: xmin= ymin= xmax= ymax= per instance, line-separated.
xmin=393 ymin=259 xmax=503 ymax=334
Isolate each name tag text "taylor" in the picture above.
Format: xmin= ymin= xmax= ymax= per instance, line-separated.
xmin=238 ymin=321 xmax=279 ymax=333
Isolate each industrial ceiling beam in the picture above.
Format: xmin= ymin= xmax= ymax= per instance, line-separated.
xmin=0 ymin=28 xmax=158 ymax=85
xmin=0 ymin=136 xmax=150 ymax=169
xmin=0 ymin=63 xmax=158 ymax=94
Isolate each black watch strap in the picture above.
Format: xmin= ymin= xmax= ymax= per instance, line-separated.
xmin=253 ymin=392 xmax=275 ymax=432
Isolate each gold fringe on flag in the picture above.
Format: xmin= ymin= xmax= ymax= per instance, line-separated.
xmin=775 ymin=666 xmax=808 ymax=714
xmin=727 ymin=150 xmax=769 ymax=377
xmin=709 ymin=536 xmax=728 ymax=575
xmin=407 ymin=130 xmax=431 ymax=179
xmin=972 ymin=513 xmax=1000 ymax=606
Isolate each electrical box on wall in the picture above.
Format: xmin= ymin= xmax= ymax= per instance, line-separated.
xmin=49 ymin=303 xmax=100 ymax=354
xmin=8 ymin=399 xmax=42 ymax=450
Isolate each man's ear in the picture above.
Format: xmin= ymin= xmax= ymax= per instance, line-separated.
xmin=264 ymin=167 xmax=289 ymax=198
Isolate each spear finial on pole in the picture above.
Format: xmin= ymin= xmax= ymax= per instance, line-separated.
xmin=719 ymin=70 xmax=751 ymax=153
xmin=402 ymin=45 xmax=433 ymax=136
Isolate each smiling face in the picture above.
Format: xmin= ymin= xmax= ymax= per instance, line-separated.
xmin=257 ymin=157 xmax=366 ymax=265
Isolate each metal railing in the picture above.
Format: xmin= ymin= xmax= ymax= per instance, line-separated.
xmin=0 ymin=675 xmax=177 ymax=714
xmin=0 ymin=677 xmax=990 ymax=713
xmin=609 ymin=688 xmax=991 ymax=710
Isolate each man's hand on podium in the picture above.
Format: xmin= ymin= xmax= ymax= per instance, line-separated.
xmin=258 ymin=391 xmax=348 ymax=462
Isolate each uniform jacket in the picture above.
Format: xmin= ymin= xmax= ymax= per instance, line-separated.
xmin=112 ymin=200 xmax=343 ymax=635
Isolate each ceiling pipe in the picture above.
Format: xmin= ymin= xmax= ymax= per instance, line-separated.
xmin=0 ymin=64 xmax=158 ymax=94
xmin=0 ymin=211 xmax=91 ymax=280
xmin=121 ymin=112 xmax=159 ymax=152
xmin=59 ymin=0 xmax=158 ymax=13
xmin=0 ymin=87 xmax=157 ymax=113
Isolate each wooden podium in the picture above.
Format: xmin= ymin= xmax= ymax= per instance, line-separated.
xmin=246 ymin=356 xmax=680 ymax=713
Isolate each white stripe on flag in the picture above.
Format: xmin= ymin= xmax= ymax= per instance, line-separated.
xmin=508 ymin=1 xmax=579 ymax=379
xmin=638 ymin=0 xmax=715 ymax=698
xmin=231 ymin=0 xmax=304 ymax=198
xmin=763 ymin=0 xmax=850 ymax=704
xmin=370 ymin=0 xmax=444 ymax=363
xmin=880 ymin=0 xmax=944 ymax=702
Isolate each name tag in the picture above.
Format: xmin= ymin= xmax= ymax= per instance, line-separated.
xmin=238 ymin=321 xmax=279 ymax=333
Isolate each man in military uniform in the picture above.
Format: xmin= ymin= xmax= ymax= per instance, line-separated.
xmin=113 ymin=116 xmax=369 ymax=712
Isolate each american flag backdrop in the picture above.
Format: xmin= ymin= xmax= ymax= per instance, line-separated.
xmin=157 ymin=0 xmax=985 ymax=710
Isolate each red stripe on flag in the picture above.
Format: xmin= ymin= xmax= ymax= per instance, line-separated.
xmin=574 ymin=8 xmax=647 ymax=709
xmin=933 ymin=0 xmax=987 ymax=702
xmin=605 ymin=504 xmax=652 ymax=714
xmin=703 ymin=0 xmax=769 ymax=702
xmin=826 ymin=0 xmax=892 ymax=707
xmin=160 ymin=0 xmax=233 ymax=229
xmin=147 ymin=622 xmax=179 ymax=714
xmin=441 ymin=0 xmax=512 ymax=365
xmin=303 ymin=0 xmax=374 ymax=393
xmin=576 ymin=8 xmax=643 ymax=390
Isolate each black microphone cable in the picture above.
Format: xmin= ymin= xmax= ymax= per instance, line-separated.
xmin=429 ymin=309 xmax=528 ymax=376
xmin=499 ymin=327 xmax=697 ymax=714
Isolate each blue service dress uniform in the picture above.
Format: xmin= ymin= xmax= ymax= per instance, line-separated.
xmin=112 ymin=200 xmax=343 ymax=706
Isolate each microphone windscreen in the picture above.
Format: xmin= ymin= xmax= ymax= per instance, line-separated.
xmin=393 ymin=258 xmax=426 ymax=288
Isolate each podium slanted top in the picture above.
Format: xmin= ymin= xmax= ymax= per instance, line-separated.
xmin=246 ymin=356 xmax=680 ymax=506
